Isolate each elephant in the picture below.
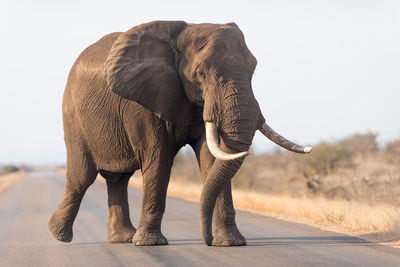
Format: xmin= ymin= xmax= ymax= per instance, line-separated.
xmin=48 ymin=20 xmax=311 ymax=246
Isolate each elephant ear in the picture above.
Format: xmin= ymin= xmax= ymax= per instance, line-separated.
xmin=105 ymin=21 xmax=190 ymax=125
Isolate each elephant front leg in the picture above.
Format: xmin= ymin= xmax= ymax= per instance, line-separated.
xmin=106 ymin=172 xmax=136 ymax=243
xmin=193 ymin=137 xmax=246 ymax=246
xmin=132 ymin=161 xmax=172 ymax=246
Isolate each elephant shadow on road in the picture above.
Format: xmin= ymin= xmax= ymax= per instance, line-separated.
xmin=245 ymin=236 xmax=374 ymax=247
xmin=68 ymin=236 xmax=375 ymax=247
xmin=153 ymin=236 xmax=374 ymax=247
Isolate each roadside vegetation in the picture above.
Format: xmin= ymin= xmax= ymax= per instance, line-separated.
xmin=0 ymin=165 xmax=24 ymax=194
xmin=0 ymin=164 xmax=20 ymax=175
xmin=156 ymin=132 xmax=400 ymax=246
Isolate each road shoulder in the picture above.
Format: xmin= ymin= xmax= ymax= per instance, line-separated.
xmin=0 ymin=171 xmax=24 ymax=194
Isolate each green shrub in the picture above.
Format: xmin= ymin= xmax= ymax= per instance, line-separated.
xmin=2 ymin=164 xmax=19 ymax=174
xmin=301 ymin=142 xmax=352 ymax=176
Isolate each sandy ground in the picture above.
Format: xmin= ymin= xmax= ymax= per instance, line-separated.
xmin=0 ymin=171 xmax=24 ymax=194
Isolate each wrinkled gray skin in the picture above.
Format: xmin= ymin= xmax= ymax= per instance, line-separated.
xmin=49 ymin=21 xmax=265 ymax=246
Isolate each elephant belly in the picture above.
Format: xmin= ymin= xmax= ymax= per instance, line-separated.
xmin=91 ymin=147 xmax=139 ymax=174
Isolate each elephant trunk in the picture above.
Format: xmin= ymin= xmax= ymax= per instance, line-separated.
xmin=200 ymin=158 xmax=243 ymax=245
xmin=201 ymin=86 xmax=259 ymax=245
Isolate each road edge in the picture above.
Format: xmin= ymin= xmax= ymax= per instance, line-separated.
xmin=0 ymin=171 xmax=25 ymax=195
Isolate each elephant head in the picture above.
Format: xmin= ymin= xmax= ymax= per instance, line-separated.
xmin=105 ymin=21 xmax=311 ymax=245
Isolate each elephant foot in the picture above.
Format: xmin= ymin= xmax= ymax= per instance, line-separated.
xmin=211 ymin=229 xmax=247 ymax=246
xmin=48 ymin=213 xmax=73 ymax=243
xmin=132 ymin=228 xmax=168 ymax=246
xmin=108 ymin=226 xmax=136 ymax=243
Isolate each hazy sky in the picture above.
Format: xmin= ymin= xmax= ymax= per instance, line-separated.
xmin=1 ymin=0 xmax=399 ymax=164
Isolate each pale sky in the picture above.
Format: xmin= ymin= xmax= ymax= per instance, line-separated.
xmin=0 ymin=0 xmax=399 ymax=164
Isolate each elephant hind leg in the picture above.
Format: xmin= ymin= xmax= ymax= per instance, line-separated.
xmin=102 ymin=171 xmax=136 ymax=243
xmin=48 ymin=140 xmax=97 ymax=242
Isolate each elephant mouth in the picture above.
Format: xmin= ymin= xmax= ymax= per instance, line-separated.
xmin=205 ymin=120 xmax=312 ymax=161
xmin=205 ymin=122 xmax=249 ymax=160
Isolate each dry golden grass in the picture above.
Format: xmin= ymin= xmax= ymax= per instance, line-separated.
xmin=129 ymin=174 xmax=400 ymax=247
xmin=232 ymin=191 xmax=400 ymax=246
xmin=0 ymin=171 xmax=24 ymax=194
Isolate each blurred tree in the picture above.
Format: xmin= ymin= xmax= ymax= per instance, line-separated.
xmin=2 ymin=164 xmax=19 ymax=174
xmin=339 ymin=132 xmax=378 ymax=157
xmin=384 ymin=138 xmax=400 ymax=164
xmin=301 ymin=142 xmax=352 ymax=176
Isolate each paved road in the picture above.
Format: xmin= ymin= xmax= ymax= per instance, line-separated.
xmin=0 ymin=172 xmax=398 ymax=266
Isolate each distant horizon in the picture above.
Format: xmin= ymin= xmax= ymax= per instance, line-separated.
xmin=1 ymin=1 xmax=399 ymax=164
xmin=0 ymin=130 xmax=397 ymax=166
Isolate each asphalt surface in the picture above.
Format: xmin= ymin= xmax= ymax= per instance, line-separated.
xmin=0 ymin=172 xmax=398 ymax=266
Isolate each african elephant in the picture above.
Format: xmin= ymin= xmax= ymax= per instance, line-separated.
xmin=48 ymin=20 xmax=311 ymax=246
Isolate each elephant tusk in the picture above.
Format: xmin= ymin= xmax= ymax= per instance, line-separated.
xmin=258 ymin=123 xmax=312 ymax=154
xmin=205 ymin=122 xmax=249 ymax=160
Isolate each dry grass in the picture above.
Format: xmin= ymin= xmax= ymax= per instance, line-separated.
xmin=129 ymin=174 xmax=400 ymax=247
xmin=0 ymin=171 xmax=24 ymax=194
xmin=231 ymin=191 xmax=400 ymax=247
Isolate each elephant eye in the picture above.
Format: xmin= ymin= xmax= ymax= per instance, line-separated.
xmin=198 ymin=71 xmax=206 ymax=80
xmin=194 ymin=66 xmax=206 ymax=81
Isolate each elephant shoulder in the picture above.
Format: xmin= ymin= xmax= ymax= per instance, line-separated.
xmin=65 ymin=32 xmax=123 ymax=105
xmin=81 ymin=32 xmax=122 ymax=63
xmin=71 ymin=32 xmax=123 ymax=77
